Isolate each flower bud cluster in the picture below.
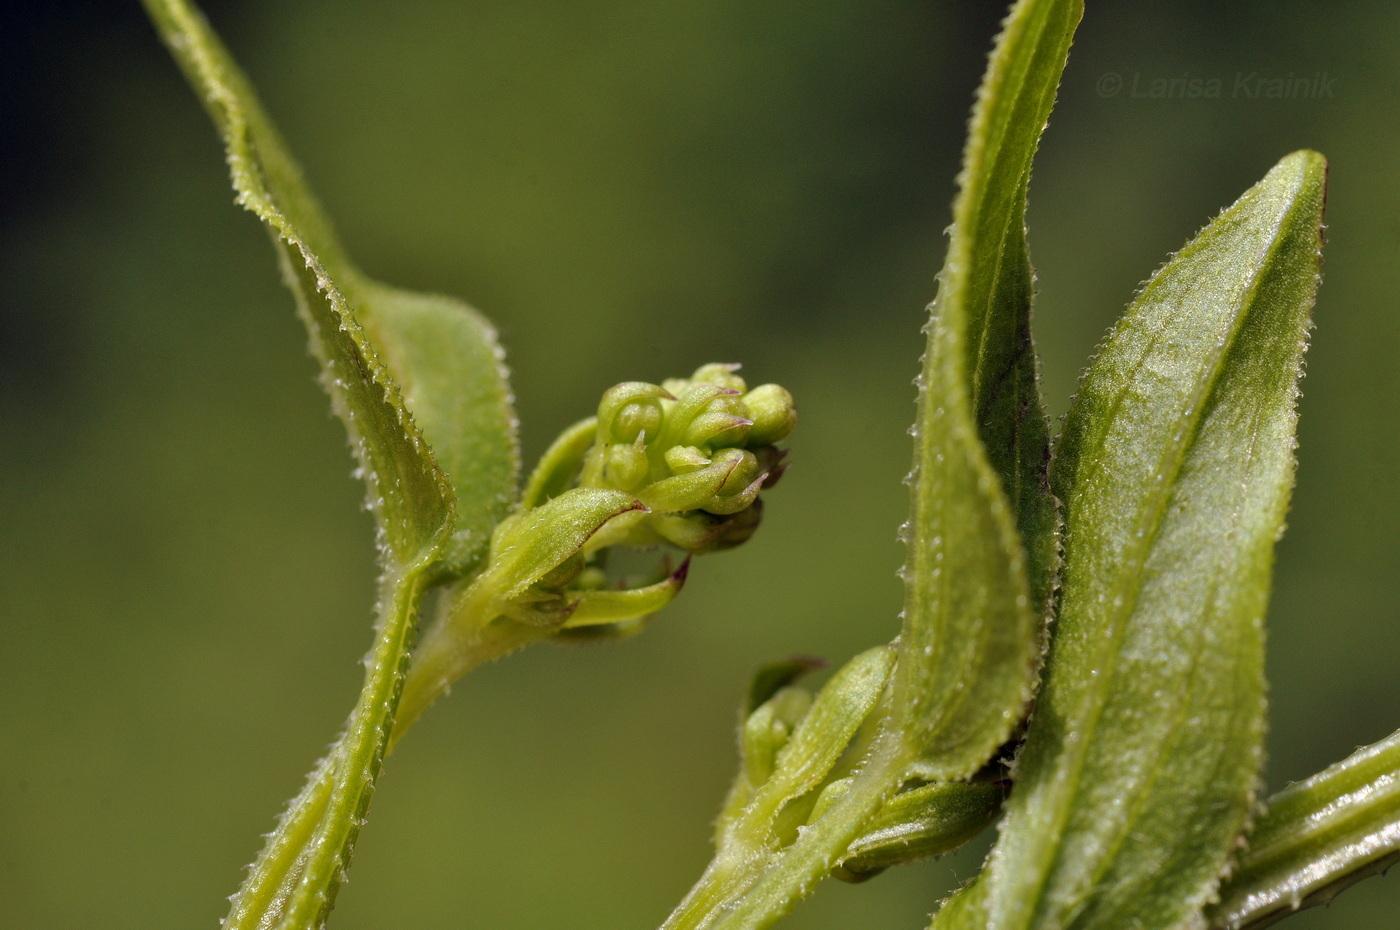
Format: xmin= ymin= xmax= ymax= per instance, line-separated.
xmin=400 ymin=366 xmax=796 ymax=734
xmin=578 ymin=363 xmax=796 ymax=553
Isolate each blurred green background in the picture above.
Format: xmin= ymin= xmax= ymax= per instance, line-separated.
xmin=3 ymin=1 xmax=1398 ymax=927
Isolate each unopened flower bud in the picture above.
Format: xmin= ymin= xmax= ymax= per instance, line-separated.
xmin=604 ymin=441 xmax=650 ymax=491
xmin=647 ymin=511 xmax=732 ymax=551
xmin=613 ymin=401 xmax=663 ymax=444
xmin=707 ymin=448 xmax=765 ymax=515
xmin=598 ymin=382 xmax=671 ymax=444
xmin=688 ymin=362 xmax=748 ymax=394
xmin=743 ymin=384 xmax=797 ymax=445
xmin=657 ymin=382 xmax=730 ymax=449
xmin=743 ymin=685 xmax=813 ymax=786
xmin=684 ymin=393 xmax=753 ymax=448
xmin=664 ymin=445 xmax=711 ymax=475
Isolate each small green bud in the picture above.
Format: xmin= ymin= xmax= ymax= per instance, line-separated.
xmin=604 ymin=441 xmax=651 ymax=491
xmin=743 ymin=685 xmax=814 ymax=787
xmin=597 ymin=382 xmax=671 ymax=443
xmin=742 ymin=383 xmax=797 ymax=445
xmin=613 ymin=400 xmax=664 ymax=444
xmin=664 ymin=445 xmax=711 ymax=475
xmin=706 ymin=448 xmax=765 ymax=515
xmin=646 ymin=511 xmax=732 ymax=551
xmin=683 ymin=393 xmax=753 ymax=448
xmin=655 ymin=382 xmax=730 ymax=448
xmin=688 ymin=362 xmax=748 ymax=394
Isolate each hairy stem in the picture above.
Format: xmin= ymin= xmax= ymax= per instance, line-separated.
xmin=1210 ymin=730 xmax=1400 ymax=929
xmin=225 ymin=563 xmax=431 ymax=930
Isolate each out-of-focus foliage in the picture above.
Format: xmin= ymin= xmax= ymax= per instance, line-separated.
xmin=2 ymin=2 xmax=1398 ymax=928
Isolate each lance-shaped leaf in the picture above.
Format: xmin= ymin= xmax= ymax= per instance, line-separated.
xmin=484 ymin=488 xmax=647 ymax=604
xmin=1209 ymin=729 xmax=1400 ymax=929
xmin=143 ymin=0 xmax=518 ymax=575
xmin=678 ymin=6 xmax=1083 ymax=928
xmin=354 ymin=281 xmax=520 ymax=576
xmin=744 ymin=647 xmax=896 ymax=824
xmin=896 ymin=0 xmax=1079 ymax=783
xmin=663 ymin=649 xmax=894 ymax=930
xmin=981 ymin=151 xmax=1327 ymax=930
xmin=142 ymin=1 xmax=520 ymax=927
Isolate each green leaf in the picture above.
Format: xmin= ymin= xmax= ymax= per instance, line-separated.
xmin=953 ymin=0 xmax=1065 ymax=623
xmin=142 ymin=0 xmax=518 ymax=572
xmin=980 ymin=151 xmax=1327 ymax=930
xmin=142 ymin=2 xmax=520 ymax=927
xmin=354 ymin=281 xmax=520 ymax=577
xmin=895 ymin=0 xmax=1079 ymax=783
xmin=485 ymin=488 xmax=646 ymax=602
xmin=741 ymin=646 xmax=896 ymax=829
xmin=1209 ymin=729 xmax=1400 ymax=929
xmin=668 ymin=4 xmax=1083 ymax=927
xmin=932 ymin=877 xmax=990 ymax=929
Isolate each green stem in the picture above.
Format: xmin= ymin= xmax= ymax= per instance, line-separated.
xmin=222 ymin=558 xmax=553 ymax=929
xmin=661 ymin=852 xmax=760 ymax=930
xmin=275 ymin=567 xmax=432 ymax=928
xmin=224 ymin=755 xmax=335 ymax=929
xmin=662 ymin=737 xmax=910 ymax=930
xmin=1209 ymin=729 xmax=1400 ymax=929
xmin=224 ymin=562 xmax=431 ymax=930
xmin=390 ymin=563 xmax=563 ymax=747
xmin=391 ymin=608 xmax=549 ymax=748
